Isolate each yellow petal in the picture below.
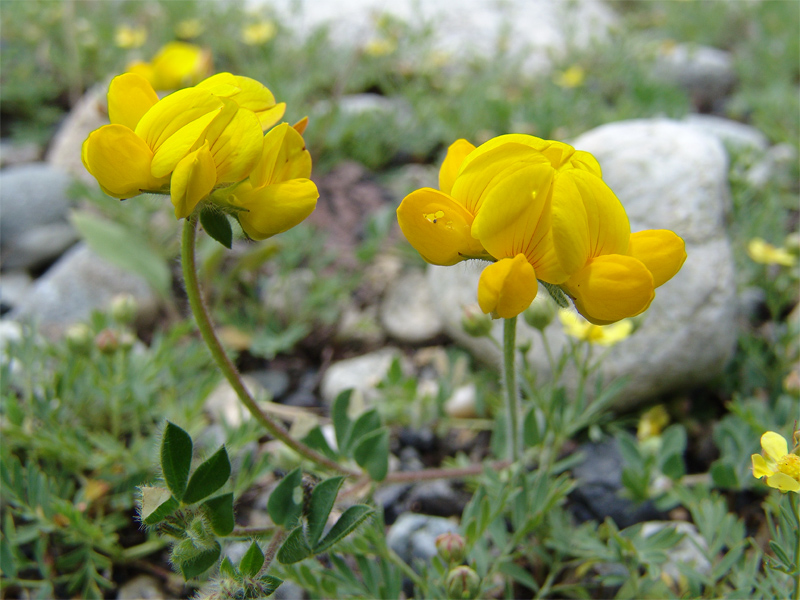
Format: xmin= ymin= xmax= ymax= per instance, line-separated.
xmin=107 ymin=73 xmax=158 ymax=130
xmin=206 ymin=101 xmax=264 ymax=184
xmin=233 ymin=179 xmax=319 ymax=240
xmin=627 ymin=229 xmax=687 ymax=288
xmin=477 ymin=255 xmax=538 ymax=319
xmin=470 ymin=162 xmax=554 ymax=265
xmin=761 ymin=432 xmax=788 ymax=463
xmin=196 ymin=73 xmax=279 ymax=116
xmin=439 ymin=139 xmax=476 ymax=195
xmin=292 ymin=116 xmax=309 ymax=135
xmin=82 ymin=124 xmax=164 ymax=199
xmin=570 ymin=169 xmax=630 ymax=257
xmin=150 ymin=109 xmax=219 ymax=178
xmin=257 ymin=102 xmax=287 ymax=131
xmin=550 ymin=174 xmax=590 ymax=276
xmin=751 ymin=454 xmax=774 ymax=479
xmin=171 ymin=143 xmax=216 ymax=219
xmin=251 ymin=123 xmax=312 ymax=188
xmin=570 ymin=150 xmax=602 ymax=177
xmin=564 ymin=254 xmax=655 ymax=325
xmin=766 ymin=472 xmax=800 ymax=492
xmin=397 ymin=188 xmax=487 ymax=266
xmin=135 ymin=87 xmax=222 ymax=152
xmin=149 ymin=41 xmax=211 ymax=90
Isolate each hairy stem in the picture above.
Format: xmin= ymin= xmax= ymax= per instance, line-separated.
xmin=180 ymin=217 xmax=357 ymax=476
xmin=503 ymin=317 xmax=520 ymax=463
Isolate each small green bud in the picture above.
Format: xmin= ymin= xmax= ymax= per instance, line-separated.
xmin=445 ymin=565 xmax=481 ymax=600
xmin=435 ymin=532 xmax=466 ymax=565
xmin=94 ymin=328 xmax=119 ymax=354
xmin=110 ymin=293 xmax=138 ymax=325
xmin=461 ymin=304 xmax=493 ymax=338
xmin=119 ymin=331 xmax=136 ymax=352
xmin=65 ymin=323 xmax=93 ymax=355
xmin=523 ymin=297 xmax=555 ymax=331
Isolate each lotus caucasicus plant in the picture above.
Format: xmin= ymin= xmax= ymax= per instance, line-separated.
xmin=397 ymin=134 xmax=687 ymax=324
xmin=82 ymin=71 xmax=317 ymax=240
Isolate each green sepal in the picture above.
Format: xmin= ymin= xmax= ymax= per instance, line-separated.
xmin=179 ymin=541 xmax=221 ymax=580
xmin=239 ymin=541 xmax=265 ymax=578
xmin=201 ymin=493 xmax=235 ymax=536
xmin=353 ymin=428 xmax=389 ymax=482
xmin=314 ymin=505 xmax=374 ymax=554
xmin=200 ymin=206 xmax=233 ymax=249
xmin=219 ymin=556 xmax=238 ymax=579
xmin=258 ymin=575 xmax=283 ymax=596
xmin=307 ymin=476 xmax=345 ymax=548
xmin=267 ymin=468 xmax=303 ymax=528
xmin=276 ymin=527 xmax=312 ymax=564
xmin=539 ymin=280 xmax=570 ymax=309
xmin=161 ymin=422 xmax=193 ymax=499
xmin=140 ymin=486 xmax=179 ymax=525
xmin=182 ymin=446 xmax=231 ymax=505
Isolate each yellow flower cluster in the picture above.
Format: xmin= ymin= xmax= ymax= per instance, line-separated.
xmin=397 ymin=135 xmax=687 ymax=324
xmin=752 ymin=431 xmax=800 ymax=493
xmin=82 ymin=72 xmax=318 ymax=240
xmin=126 ymin=42 xmax=213 ymax=91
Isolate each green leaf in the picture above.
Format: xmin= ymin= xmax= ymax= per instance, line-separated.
xmin=277 ymin=527 xmax=312 ymax=564
xmin=258 ymin=575 xmax=283 ymax=596
xmin=161 ymin=422 xmax=193 ymax=499
xmin=182 ymin=447 xmax=231 ymax=505
xmin=179 ymin=542 xmax=221 ymax=580
xmin=353 ymin=428 xmax=389 ymax=482
xmin=0 ymin=534 xmax=17 ymax=578
xmin=661 ymin=454 xmax=685 ymax=480
xmin=219 ymin=556 xmax=238 ymax=578
xmin=201 ymin=493 xmax=234 ymax=536
xmin=200 ymin=207 xmax=233 ymax=249
xmin=239 ymin=541 xmax=265 ymax=578
xmin=349 ymin=410 xmax=381 ymax=444
xmin=70 ymin=210 xmax=171 ymax=299
xmin=307 ymin=476 xmax=345 ymax=548
xmin=332 ymin=390 xmax=353 ymax=452
xmin=523 ymin=406 xmax=541 ymax=446
xmin=710 ymin=462 xmax=739 ymax=489
xmin=267 ymin=468 xmax=304 ymax=528
xmin=139 ymin=486 xmax=179 ymax=525
xmin=314 ymin=505 xmax=374 ymax=554
xmin=301 ymin=426 xmax=338 ymax=460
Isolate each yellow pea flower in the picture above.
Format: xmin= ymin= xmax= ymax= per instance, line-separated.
xmin=747 ymin=238 xmax=797 ymax=267
xmin=752 ymin=431 xmax=800 ymax=493
xmin=127 ymin=42 xmax=212 ymax=91
xmin=221 ymin=122 xmax=319 ymax=240
xmin=555 ymin=65 xmax=585 ymax=89
xmin=242 ymin=20 xmax=277 ymax=46
xmin=195 ymin=72 xmax=286 ymax=131
xmin=82 ymin=73 xmax=223 ymax=199
xmin=115 ymin=25 xmax=147 ymax=49
xmin=478 ymin=254 xmax=538 ymax=319
xmin=558 ymin=309 xmax=633 ymax=346
xmin=175 ymin=19 xmax=205 ymax=40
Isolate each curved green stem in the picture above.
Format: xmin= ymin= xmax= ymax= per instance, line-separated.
xmin=180 ymin=217 xmax=357 ymax=476
xmin=503 ymin=317 xmax=520 ymax=463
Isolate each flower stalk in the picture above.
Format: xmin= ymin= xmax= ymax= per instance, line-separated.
xmin=503 ymin=316 xmax=520 ymax=463
xmin=180 ymin=216 xmax=357 ymax=476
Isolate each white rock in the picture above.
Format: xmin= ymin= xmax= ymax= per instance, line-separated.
xmin=683 ymin=114 xmax=769 ymax=153
xmin=427 ymin=119 xmax=737 ymax=409
xmin=380 ymin=270 xmax=444 ymax=343
xmin=654 ymin=43 xmax=736 ymax=108
xmin=320 ymin=347 xmax=405 ymax=405
xmin=117 ymin=574 xmax=165 ymax=600
xmin=0 ymin=271 xmax=33 ymax=311
xmin=204 ymin=376 xmax=265 ymax=428
xmin=444 ymin=384 xmax=479 ymax=419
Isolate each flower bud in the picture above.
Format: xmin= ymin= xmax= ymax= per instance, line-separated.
xmin=110 ymin=293 xmax=138 ymax=325
xmin=95 ymin=329 xmax=119 ymax=354
xmin=436 ymin=532 xmax=466 ymax=565
xmin=523 ymin=297 xmax=555 ymax=331
xmin=445 ymin=565 xmax=480 ymax=600
xmin=461 ymin=304 xmax=493 ymax=338
xmin=65 ymin=323 xmax=93 ymax=355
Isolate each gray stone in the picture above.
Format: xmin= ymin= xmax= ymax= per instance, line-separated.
xmin=336 ymin=304 xmax=385 ymax=346
xmin=248 ymin=368 xmax=291 ymax=400
xmin=117 ymin=575 xmax=165 ymax=600
xmin=0 ymin=163 xmax=73 ymax=249
xmin=2 ymin=222 xmax=79 ymax=271
xmin=320 ymin=347 xmax=405 ymax=405
xmin=0 ymin=140 xmax=42 ymax=167
xmin=428 ymin=119 xmax=737 ymax=409
xmin=7 ymin=242 xmax=159 ymax=338
xmin=380 ymin=269 xmax=444 ymax=343
xmin=204 ymin=376 xmax=266 ymax=428
xmin=260 ymin=268 xmax=314 ymax=322
xmin=0 ymin=271 xmax=33 ymax=312
xmin=654 ymin=43 xmax=736 ymax=108
xmin=386 ymin=512 xmax=459 ymax=566
xmin=640 ymin=521 xmax=711 ymax=580
xmin=683 ymin=114 xmax=769 ymax=154
xmin=46 ymin=84 xmax=108 ymax=186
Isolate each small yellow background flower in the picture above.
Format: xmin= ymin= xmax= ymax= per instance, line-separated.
xmin=747 ymin=238 xmax=797 ymax=267
xmin=751 ymin=431 xmax=800 ymax=493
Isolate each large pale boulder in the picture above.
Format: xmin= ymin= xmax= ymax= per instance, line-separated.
xmin=427 ymin=119 xmax=738 ymax=409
